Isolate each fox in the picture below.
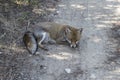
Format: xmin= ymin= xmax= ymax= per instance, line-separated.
xmin=23 ymin=22 xmax=83 ymax=54
xmin=36 ymin=22 xmax=83 ymax=48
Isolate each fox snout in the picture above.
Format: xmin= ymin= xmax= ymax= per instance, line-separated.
xmin=66 ymin=39 xmax=78 ymax=48
xmin=70 ymin=44 xmax=77 ymax=48
xmin=70 ymin=42 xmax=78 ymax=48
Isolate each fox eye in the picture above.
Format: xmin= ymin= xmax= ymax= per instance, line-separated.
xmin=76 ymin=41 xmax=79 ymax=44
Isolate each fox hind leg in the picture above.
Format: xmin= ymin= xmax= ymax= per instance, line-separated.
xmin=38 ymin=32 xmax=49 ymax=51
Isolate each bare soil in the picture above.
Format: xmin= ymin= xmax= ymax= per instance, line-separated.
xmin=0 ymin=0 xmax=120 ymax=80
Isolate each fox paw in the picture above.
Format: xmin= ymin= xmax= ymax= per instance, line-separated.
xmin=42 ymin=46 xmax=49 ymax=51
xmin=48 ymin=40 xmax=56 ymax=44
xmin=39 ymin=45 xmax=49 ymax=51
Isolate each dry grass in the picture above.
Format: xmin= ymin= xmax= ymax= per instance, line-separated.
xmin=0 ymin=0 xmax=60 ymax=80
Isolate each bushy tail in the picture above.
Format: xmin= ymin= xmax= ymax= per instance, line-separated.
xmin=23 ymin=31 xmax=38 ymax=55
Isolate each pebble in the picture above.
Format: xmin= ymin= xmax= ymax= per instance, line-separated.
xmin=0 ymin=52 xmax=2 ymax=54
xmin=65 ymin=68 xmax=71 ymax=73
xmin=90 ymin=74 xmax=96 ymax=79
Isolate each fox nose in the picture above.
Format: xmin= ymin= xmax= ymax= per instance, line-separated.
xmin=70 ymin=44 xmax=76 ymax=48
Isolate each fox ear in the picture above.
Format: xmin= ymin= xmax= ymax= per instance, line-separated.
xmin=67 ymin=27 xmax=71 ymax=32
xmin=78 ymin=28 xmax=83 ymax=33
xmin=65 ymin=26 xmax=71 ymax=33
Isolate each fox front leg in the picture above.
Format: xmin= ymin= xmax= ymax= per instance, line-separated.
xmin=55 ymin=37 xmax=68 ymax=45
xmin=48 ymin=37 xmax=56 ymax=44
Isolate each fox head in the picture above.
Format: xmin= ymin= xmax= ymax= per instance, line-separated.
xmin=64 ymin=26 xmax=83 ymax=48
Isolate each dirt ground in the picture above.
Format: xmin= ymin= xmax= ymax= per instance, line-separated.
xmin=0 ymin=0 xmax=120 ymax=80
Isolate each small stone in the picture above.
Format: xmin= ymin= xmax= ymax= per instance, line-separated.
xmin=58 ymin=52 xmax=63 ymax=55
xmin=29 ymin=54 xmax=32 ymax=57
xmin=20 ymin=72 xmax=24 ymax=75
xmin=65 ymin=68 xmax=71 ymax=73
xmin=0 ymin=52 xmax=2 ymax=54
xmin=90 ymin=74 xmax=96 ymax=79
xmin=36 ymin=52 xmax=40 ymax=54
xmin=40 ymin=65 xmax=47 ymax=69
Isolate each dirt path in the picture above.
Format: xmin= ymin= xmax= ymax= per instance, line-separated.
xmin=1 ymin=0 xmax=120 ymax=80
xmin=27 ymin=0 xmax=120 ymax=80
xmin=52 ymin=0 xmax=120 ymax=80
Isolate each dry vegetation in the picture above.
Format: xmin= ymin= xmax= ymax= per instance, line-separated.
xmin=107 ymin=23 xmax=120 ymax=64
xmin=0 ymin=0 xmax=59 ymax=80
xmin=1 ymin=0 xmax=120 ymax=80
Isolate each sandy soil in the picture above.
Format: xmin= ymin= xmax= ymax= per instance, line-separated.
xmin=52 ymin=0 xmax=120 ymax=80
xmin=1 ymin=0 xmax=120 ymax=80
